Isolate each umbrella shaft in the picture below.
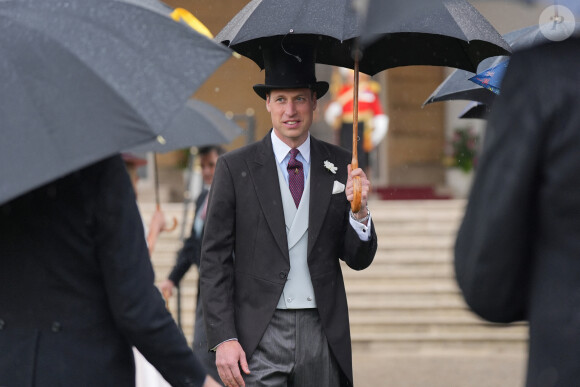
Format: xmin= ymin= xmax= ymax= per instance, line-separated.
xmin=154 ymin=153 xmax=160 ymax=208
xmin=351 ymin=55 xmax=362 ymax=214
xmin=352 ymin=56 xmax=359 ymax=169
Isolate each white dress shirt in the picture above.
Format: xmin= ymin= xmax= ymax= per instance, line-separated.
xmin=270 ymin=131 xmax=371 ymax=240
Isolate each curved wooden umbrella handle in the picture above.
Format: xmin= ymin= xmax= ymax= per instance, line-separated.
xmin=351 ymin=156 xmax=362 ymax=213
xmin=164 ymin=216 xmax=178 ymax=232
xmin=162 ymin=289 xmax=171 ymax=310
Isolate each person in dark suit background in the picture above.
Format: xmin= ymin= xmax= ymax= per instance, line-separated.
xmin=0 ymin=155 xmax=220 ymax=387
xmin=455 ymin=35 xmax=580 ymax=387
xmin=160 ymin=145 xmax=225 ymax=385
xmin=200 ymin=45 xmax=378 ymax=387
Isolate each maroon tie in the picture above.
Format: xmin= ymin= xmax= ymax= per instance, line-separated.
xmin=287 ymin=149 xmax=304 ymax=208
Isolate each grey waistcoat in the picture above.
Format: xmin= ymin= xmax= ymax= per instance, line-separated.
xmin=275 ymin=162 xmax=317 ymax=309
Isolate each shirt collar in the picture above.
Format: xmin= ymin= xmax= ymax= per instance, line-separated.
xmin=271 ymin=130 xmax=311 ymax=164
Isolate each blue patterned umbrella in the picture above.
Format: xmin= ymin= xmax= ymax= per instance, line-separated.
xmin=468 ymin=61 xmax=509 ymax=95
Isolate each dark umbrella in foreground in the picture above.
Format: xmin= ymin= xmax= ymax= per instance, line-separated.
xmin=217 ymin=0 xmax=510 ymax=211
xmin=0 ymin=0 xmax=231 ymax=205
xmin=127 ymin=14 xmax=231 ymax=225
xmin=477 ymin=0 xmax=580 ymax=13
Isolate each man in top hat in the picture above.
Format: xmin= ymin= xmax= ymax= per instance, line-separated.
xmin=200 ymin=44 xmax=377 ymax=387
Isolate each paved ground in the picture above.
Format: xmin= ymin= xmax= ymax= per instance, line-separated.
xmin=352 ymin=350 xmax=527 ymax=387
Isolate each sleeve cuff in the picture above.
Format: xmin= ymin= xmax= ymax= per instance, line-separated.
xmin=349 ymin=213 xmax=372 ymax=241
xmin=211 ymin=338 xmax=238 ymax=352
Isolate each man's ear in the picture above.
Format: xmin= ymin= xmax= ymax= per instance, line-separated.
xmin=312 ymin=92 xmax=318 ymax=111
xmin=266 ymin=94 xmax=271 ymax=112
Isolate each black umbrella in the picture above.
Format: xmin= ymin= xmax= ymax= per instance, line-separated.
xmin=359 ymin=0 xmax=511 ymax=73
xmin=217 ymin=0 xmax=509 ymax=211
xmin=129 ymin=99 xmax=243 ymax=154
xmin=0 ymin=0 xmax=231 ymax=205
xmin=459 ymin=102 xmax=490 ymax=120
xmin=424 ymin=21 xmax=580 ymax=107
xmin=217 ymin=0 xmax=510 ymax=75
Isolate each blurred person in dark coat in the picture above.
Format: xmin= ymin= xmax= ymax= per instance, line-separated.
xmin=455 ymin=35 xmax=580 ymax=387
xmin=0 ymin=155 xmax=220 ymax=387
xmin=160 ymin=145 xmax=225 ymax=386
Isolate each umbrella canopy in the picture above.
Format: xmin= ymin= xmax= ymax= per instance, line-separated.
xmin=478 ymin=0 xmax=580 ymax=13
xmin=423 ymin=21 xmax=580 ymax=107
xmin=216 ymin=0 xmax=511 ymax=75
xmin=422 ymin=58 xmax=501 ymax=107
xmin=468 ymin=60 xmax=509 ymax=94
xmin=459 ymin=102 xmax=490 ymax=120
xmin=120 ymin=0 xmax=174 ymax=14
xmin=0 ymin=0 xmax=231 ymax=205
xmin=129 ymin=99 xmax=243 ymax=153
xmin=359 ymin=0 xmax=511 ymax=73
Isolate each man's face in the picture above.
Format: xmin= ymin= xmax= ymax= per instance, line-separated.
xmin=266 ymin=88 xmax=317 ymax=148
xmin=200 ymin=150 xmax=219 ymax=186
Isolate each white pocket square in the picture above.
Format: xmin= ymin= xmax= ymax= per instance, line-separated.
xmin=332 ymin=180 xmax=345 ymax=194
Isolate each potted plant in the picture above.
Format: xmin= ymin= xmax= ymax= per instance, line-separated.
xmin=444 ymin=127 xmax=479 ymax=198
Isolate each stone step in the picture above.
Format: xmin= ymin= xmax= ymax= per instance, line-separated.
xmin=345 ymin=281 xmax=458 ymax=293
xmin=376 ymin=236 xmax=455 ymax=249
xmin=351 ymin=330 xmax=527 ymax=343
xmin=350 ymin=331 xmax=527 ymax=353
xmin=352 ymin=324 xmax=527 ymax=337
xmin=374 ymin=223 xmax=458 ymax=236
xmin=342 ymin=265 xmax=454 ymax=279
xmin=370 ymin=210 xmax=464 ymax=223
xmin=351 ymin=341 xmax=527 ymax=353
xmin=346 ymin=294 xmax=466 ymax=309
xmin=375 ymin=249 xmax=453 ymax=262
xmin=348 ymin=309 xmax=486 ymax=322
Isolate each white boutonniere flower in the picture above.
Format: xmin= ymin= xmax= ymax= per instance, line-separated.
xmin=324 ymin=160 xmax=337 ymax=174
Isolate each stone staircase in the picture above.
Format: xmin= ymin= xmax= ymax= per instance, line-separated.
xmin=139 ymin=199 xmax=528 ymax=354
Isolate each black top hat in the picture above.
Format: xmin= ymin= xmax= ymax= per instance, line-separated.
xmin=253 ymin=44 xmax=329 ymax=100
